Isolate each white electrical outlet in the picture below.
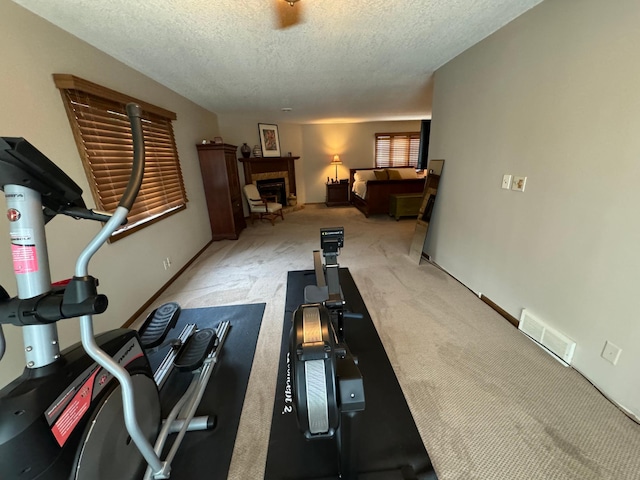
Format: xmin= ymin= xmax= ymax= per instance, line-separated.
xmin=162 ymin=259 xmax=168 ymax=270
xmin=166 ymin=257 xmax=171 ymax=268
xmin=501 ymin=175 xmax=512 ymax=190
xmin=512 ymin=176 xmax=527 ymax=192
xmin=601 ymin=341 xmax=622 ymax=365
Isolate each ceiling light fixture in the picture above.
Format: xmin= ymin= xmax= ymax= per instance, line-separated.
xmin=285 ymin=0 xmax=301 ymax=6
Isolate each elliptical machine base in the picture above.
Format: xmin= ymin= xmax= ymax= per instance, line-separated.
xmin=0 ymin=330 xmax=160 ymax=479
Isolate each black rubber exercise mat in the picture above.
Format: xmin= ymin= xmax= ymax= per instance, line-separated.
xmin=146 ymin=303 xmax=265 ymax=480
xmin=265 ymin=270 xmax=437 ymax=480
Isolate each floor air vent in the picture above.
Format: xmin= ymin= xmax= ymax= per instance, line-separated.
xmin=518 ymin=309 xmax=576 ymax=366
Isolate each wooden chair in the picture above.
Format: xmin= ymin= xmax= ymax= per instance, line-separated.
xmin=242 ymin=183 xmax=284 ymax=226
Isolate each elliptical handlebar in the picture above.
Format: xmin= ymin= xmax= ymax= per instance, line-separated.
xmin=58 ymin=206 xmax=118 ymax=224
xmin=0 ymin=103 xmax=145 ymax=329
xmin=73 ymin=103 xmax=169 ymax=477
xmin=60 ymin=103 xmax=143 ymax=224
xmin=119 ymin=103 xmax=145 ymax=211
xmin=75 ymin=103 xmax=145 ymax=277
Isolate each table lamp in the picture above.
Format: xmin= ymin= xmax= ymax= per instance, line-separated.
xmin=330 ymin=154 xmax=342 ymax=183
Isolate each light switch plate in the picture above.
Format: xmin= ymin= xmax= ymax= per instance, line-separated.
xmin=512 ymin=176 xmax=527 ymax=192
xmin=602 ymin=341 xmax=622 ymax=365
xmin=501 ymin=174 xmax=512 ymax=190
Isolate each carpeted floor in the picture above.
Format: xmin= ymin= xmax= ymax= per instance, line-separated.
xmin=135 ymin=204 xmax=640 ymax=480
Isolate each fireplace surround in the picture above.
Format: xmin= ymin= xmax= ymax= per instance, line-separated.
xmin=256 ymin=177 xmax=287 ymax=205
xmin=239 ymin=156 xmax=299 ymax=202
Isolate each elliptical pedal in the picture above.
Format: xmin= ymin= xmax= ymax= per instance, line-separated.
xmin=153 ymin=323 xmax=196 ymax=389
xmin=174 ymin=328 xmax=218 ymax=372
xmin=139 ymin=302 xmax=181 ymax=349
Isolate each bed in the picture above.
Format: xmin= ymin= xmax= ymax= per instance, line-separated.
xmin=349 ymin=167 xmax=426 ymax=217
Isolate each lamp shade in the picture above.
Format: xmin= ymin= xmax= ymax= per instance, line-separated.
xmin=331 ymin=154 xmax=342 ymax=165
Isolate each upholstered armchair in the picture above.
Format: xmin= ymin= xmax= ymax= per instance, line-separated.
xmin=242 ymin=183 xmax=284 ymax=226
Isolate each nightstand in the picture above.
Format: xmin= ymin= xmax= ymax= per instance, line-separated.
xmin=325 ymin=182 xmax=350 ymax=207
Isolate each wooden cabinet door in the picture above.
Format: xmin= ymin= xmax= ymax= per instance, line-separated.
xmin=197 ymin=143 xmax=246 ymax=240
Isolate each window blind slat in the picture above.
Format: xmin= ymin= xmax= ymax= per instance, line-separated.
xmin=57 ymin=81 xmax=187 ymax=242
xmin=375 ymin=132 xmax=420 ymax=168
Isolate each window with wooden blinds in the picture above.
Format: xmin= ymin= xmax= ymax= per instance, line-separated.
xmin=53 ymin=74 xmax=187 ymax=241
xmin=374 ymin=132 xmax=420 ymax=169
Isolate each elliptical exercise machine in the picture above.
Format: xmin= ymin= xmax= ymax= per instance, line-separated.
xmin=289 ymin=227 xmax=365 ymax=478
xmin=0 ymin=103 xmax=229 ymax=479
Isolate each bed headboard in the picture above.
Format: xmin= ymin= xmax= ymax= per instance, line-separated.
xmin=349 ymin=167 xmax=417 ymax=184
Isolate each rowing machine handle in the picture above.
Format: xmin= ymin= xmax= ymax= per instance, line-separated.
xmin=118 ymin=103 xmax=145 ymax=211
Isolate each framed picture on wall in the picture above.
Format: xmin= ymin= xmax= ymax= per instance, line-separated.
xmin=258 ymin=123 xmax=281 ymax=157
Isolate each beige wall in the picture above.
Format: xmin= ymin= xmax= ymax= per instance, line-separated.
xmin=0 ymin=2 xmax=218 ymax=386
xmin=426 ymin=0 xmax=640 ymax=417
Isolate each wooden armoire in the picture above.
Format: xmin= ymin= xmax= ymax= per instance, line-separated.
xmin=196 ymin=143 xmax=246 ymax=240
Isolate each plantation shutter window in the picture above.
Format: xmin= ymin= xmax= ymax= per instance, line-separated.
xmin=54 ymin=74 xmax=187 ymax=241
xmin=375 ymin=132 xmax=420 ymax=168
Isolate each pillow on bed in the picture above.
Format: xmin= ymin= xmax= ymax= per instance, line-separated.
xmin=354 ymin=170 xmax=377 ymax=182
xmin=387 ymin=168 xmax=418 ymax=180
xmin=386 ymin=169 xmax=403 ymax=180
xmin=374 ymin=169 xmax=388 ymax=180
xmin=398 ymin=168 xmax=418 ymax=179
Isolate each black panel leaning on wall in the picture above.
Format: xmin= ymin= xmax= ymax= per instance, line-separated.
xmin=417 ymin=120 xmax=431 ymax=171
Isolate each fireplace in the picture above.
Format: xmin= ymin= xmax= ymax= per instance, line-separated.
xmin=239 ymin=156 xmax=300 ymax=200
xmin=256 ymin=178 xmax=286 ymax=205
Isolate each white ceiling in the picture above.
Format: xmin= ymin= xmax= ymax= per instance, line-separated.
xmin=14 ymin=0 xmax=542 ymax=124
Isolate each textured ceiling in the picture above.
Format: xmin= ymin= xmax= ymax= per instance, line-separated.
xmin=14 ymin=0 xmax=542 ymax=124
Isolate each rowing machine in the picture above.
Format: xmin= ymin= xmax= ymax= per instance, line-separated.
xmin=289 ymin=227 xmax=365 ymax=478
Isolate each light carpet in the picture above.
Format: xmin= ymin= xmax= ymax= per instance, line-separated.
xmin=136 ymin=205 xmax=640 ymax=480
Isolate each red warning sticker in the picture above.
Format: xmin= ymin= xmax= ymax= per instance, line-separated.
xmin=44 ymin=339 xmax=146 ymax=447
xmin=51 ymin=368 xmax=99 ymax=446
xmin=11 ymin=244 xmax=38 ymax=274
